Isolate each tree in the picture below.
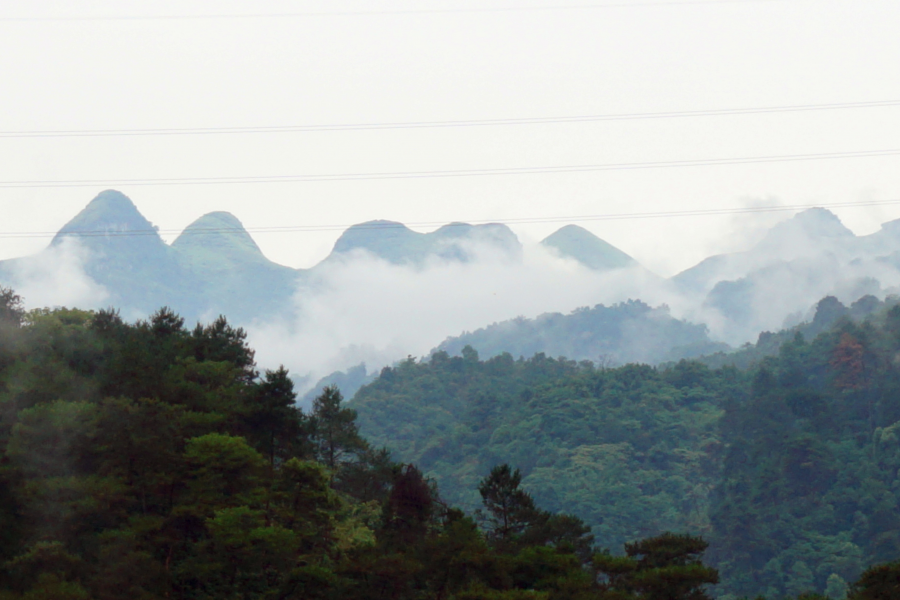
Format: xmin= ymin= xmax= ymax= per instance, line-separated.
xmin=0 ymin=287 xmax=25 ymax=328
xmin=309 ymin=386 xmax=367 ymax=472
xmin=521 ymin=513 xmax=595 ymax=563
xmin=847 ymin=559 xmax=900 ymax=600
xmin=190 ymin=316 xmax=256 ymax=382
xmin=381 ymin=465 xmax=437 ymax=548
xmin=595 ymin=532 xmax=719 ymax=600
xmin=476 ymin=465 xmax=542 ymax=548
xmin=831 ymin=332 xmax=866 ymax=390
xmin=181 ymin=433 xmax=267 ymax=513
xmin=246 ymin=366 xmax=301 ymax=466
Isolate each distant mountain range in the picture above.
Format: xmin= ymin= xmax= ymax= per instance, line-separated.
xmin=0 ymin=191 xmax=298 ymax=323
xmin=4 ymin=189 xmax=900 ymax=387
xmin=0 ymin=190 xmax=644 ymax=325
xmin=672 ymin=207 xmax=900 ymax=341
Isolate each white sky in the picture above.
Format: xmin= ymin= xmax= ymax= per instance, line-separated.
xmin=1 ymin=0 xmax=899 ymax=277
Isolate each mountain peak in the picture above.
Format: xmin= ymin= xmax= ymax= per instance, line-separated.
xmin=83 ymin=188 xmax=140 ymax=213
xmin=53 ymin=189 xmax=158 ymax=244
xmin=329 ymin=221 xmax=426 ymax=264
xmin=879 ymin=217 xmax=900 ymax=236
xmin=759 ymin=208 xmax=853 ymax=243
xmin=431 ymin=222 xmax=522 ymax=260
xmin=172 ymin=211 xmax=265 ymax=263
xmin=541 ymin=224 xmax=636 ymax=271
xmin=327 ymin=220 xmax=523 ymax=265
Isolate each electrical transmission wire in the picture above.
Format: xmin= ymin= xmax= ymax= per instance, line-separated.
xmin=2 ymin=148 xmax=897 ymax=189
xmin=0 ymin=0 xmax=795 ymax=23
xmin=15 ymin=197 xmax=900 ymax=240
xmin=3 ymin=99 xmax=896 ymax=138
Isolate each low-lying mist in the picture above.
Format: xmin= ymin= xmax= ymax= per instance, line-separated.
xmin=0 ymin=238 xmax=109 ymax=311
xmin=247 ymin=241 xmax=666 ymax=391
xmin=5 ymin=212 xmax=899 ymax=398
xmin=248 ymin=232 xmax=900 ymax=393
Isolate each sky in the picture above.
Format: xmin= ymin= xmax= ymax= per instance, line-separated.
xmin=1 ymin=0 xmax=900 ymax=277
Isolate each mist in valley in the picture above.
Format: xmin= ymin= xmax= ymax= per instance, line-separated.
xmin=3 ymin=194 xmax=900 ymax=400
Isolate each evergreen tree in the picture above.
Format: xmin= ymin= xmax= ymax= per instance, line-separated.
xmin=309 ymin=385 xmax=368 ymax=472
xmin=476 ymin=464 xmax=542 ymax=549
xmin=595 ymin=532 xmax=719 ymax=600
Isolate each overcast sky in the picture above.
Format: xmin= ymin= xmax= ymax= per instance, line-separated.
xmin=1 ymin=0 xmax=899 ymax=277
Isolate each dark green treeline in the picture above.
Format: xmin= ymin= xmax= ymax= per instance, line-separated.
xmin=1 ymin=285 xmax=899 ymax=599
xmin=0 ymin=288 xmax=722 ymax=600
xmin=350 ymin=296 xmax=900 ymax=598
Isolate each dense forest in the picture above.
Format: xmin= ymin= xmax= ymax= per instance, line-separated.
xmin=0 ymin=285 xmax=899 ymax=599
xmin=351 ymin=294 xmax=900 ymax=598
xmin=0 ymin=287 xmax=726 ymax=600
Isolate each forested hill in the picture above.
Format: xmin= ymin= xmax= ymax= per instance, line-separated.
xmin=1 ymin=286 xmax=899 ymax=598
xmin=351 ymin=296 xmax=900 ymax=598
xmin=353 ymin=350 xmax=732 ymax=544
xmin=435 ymin=299 xmax=729 ymax=366
xmin=0 ymin=288 xmax=665 ymax=600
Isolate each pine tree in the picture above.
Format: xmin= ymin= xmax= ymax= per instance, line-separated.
xmin=309 ymin=386 xmax=368 ymax=472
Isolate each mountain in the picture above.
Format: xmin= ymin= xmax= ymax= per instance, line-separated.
xmin=0 ymin=191 xmax=301 ymax=324
xmin=349 ymin=295 xmax=900 ymax=597
xmin=0 ymin=190 xmax=193 ymax=317
xmin=171 ymin=211 xmax=300 ymax=323
xmin=434 ymin=299 xmax=729 ymax=366
xmin=10 ymin=191 xmax=900 ymax=386
xmin=671 ymin=208 xmax=900 ymax=343
xmin=672 ymin=208 xmax=858 ymax=296
xmin=299 ymin=363 xmax=375 ymax=408
xmin=325 ymin=220 xmax=522 ymax=265
xmin=540 ymin=224 xmax=637 ymax=271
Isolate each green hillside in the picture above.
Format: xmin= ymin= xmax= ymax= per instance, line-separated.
xmin=1 ymin=284 xmax=898 ymax=598
xmin=351 ymin=296 xmax=900 ymax=598
xmin=0 ymin=289 xmax=727 ymax=600
xmin=352 ymin=349 xmax=736 ymax=552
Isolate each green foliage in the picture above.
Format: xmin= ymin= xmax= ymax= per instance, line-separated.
xmin=0 ymin=294 xmax=627 ymax=600
xmin=477 ymin=464 xmax=541 ymax=547
xmin=351 ymin=296 xmax=900 ymax=598
xmin=351 ymin=350 xmax=732 ymax=550
xmin=309 ymin=385 xmax=368 ymax=472
xmin=847 ymin=559 xmax=900 ymax=599
xmin=4 ymin=287 xmax=900 ymax=600
xmin=0 ymin=303 xmax=347 ymax=599
xmin=595 ymin=532 xmax=719 ymax=600
xmin=0 ymin=287 xmax=25 ymax=328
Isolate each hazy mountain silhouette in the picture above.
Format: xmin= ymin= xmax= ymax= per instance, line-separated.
xmin=172 ymin=211 xmax=300 ymax=323
xmin=672 ymin=208 xmax=857 ymax=295
xmin=0 ymin=191 xmax=302 ymax=323
xmin=672 ymin=208 xmax=900 ymax=342
xmin=0 ymin=190 xmax=191 ymax=317
xmin=324 ymin=220 xmax=522 ymax=265
xmin=540 ymin=224 xmax=638 ymax=271
xmin=6 ymin=191 xmax=900 ymax=380
xmin=434 ymin=299 xmax=728 ymax=366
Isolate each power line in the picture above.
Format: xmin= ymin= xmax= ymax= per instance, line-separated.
xmin=0 ymin=0 xmax=794 ymax=23
xmin=21 ymin=198 xmax=900 ymax=240
xmin=3 ymin=99 xmax=896 ymax=138
xmin=2 ymin=148 xmax=898 ymax=189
